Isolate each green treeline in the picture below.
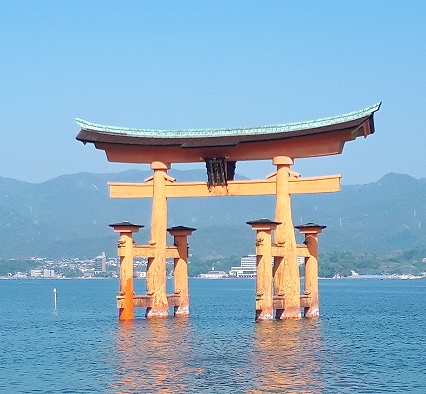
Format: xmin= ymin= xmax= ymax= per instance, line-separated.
xmin=0 ymin=259 xmax=40 ymax=276
xmin=318 ymin=249 xmax=426 ymax=277
xmin=188 ymin=249 xmax=426 ymax=278
xmin=1 ymin=248 xmax=426 ymax=278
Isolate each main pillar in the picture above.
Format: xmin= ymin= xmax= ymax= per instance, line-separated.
xmin=146 ymin=161 xmax=170 ymax=318
xmin=167 ymin=226 xmax=196 ymax=317
xmin=109 ymin=221 xmax=144 ymax=321
xmin=295 ymin=223 xmax=326 ymax=318
xmin=247 ymin=219 xmax=280 ymax=322
xmin=272 ymin=156 xmax=301 ymax=320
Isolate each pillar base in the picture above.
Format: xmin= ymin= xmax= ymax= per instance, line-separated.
xmin=278 ymin=308 xmax=302 ymax=320
xmin=275 ymin=309 xmax=284 ymax=320
xmin=255 ymin=310 xmax=274 ymax=322
xmin=118 ymin=310 xmax=134 ymax=321
xmin=145 ymin=307 xmax=168 ymax=318
xmin=304 ymin=307 xmax=319 ymax=319
xmin=174 ymin=306 xmax=189 ymax=317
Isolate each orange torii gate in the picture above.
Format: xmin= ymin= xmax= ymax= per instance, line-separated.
xmin=76 ymin=103 xmax=380 ymax=321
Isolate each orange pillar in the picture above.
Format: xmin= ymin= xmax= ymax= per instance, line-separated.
xmin=110 ymin=221 xmax=144 ymax=321
xmin=167 ymin=225 xmax=196 ymax=317
xmin=146 ymin=161 xmax=170 ymax=318
xmin=247 ymin=219 xmax=280 ymax=322
xmin=295 ymin=223 xmax=326 ymax=319
xmin=273 ymin=156 xmax=301 ymax=320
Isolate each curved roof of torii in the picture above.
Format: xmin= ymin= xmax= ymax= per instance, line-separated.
xmin=76 ymin=103 xmax=381 ymax=164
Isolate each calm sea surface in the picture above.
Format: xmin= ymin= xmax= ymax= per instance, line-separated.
xmin=0 ymin=278 xmax=425 ymax=393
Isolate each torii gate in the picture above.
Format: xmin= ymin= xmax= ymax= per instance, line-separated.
xmin=76 ymin=103 xmax=380 ymax=321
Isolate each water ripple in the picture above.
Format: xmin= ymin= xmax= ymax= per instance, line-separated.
xmin=1 ymin=279 xmax=425 ymax=393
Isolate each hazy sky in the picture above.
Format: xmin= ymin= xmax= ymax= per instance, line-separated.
xmin=1 ymin=1 xmax=425 ymax=185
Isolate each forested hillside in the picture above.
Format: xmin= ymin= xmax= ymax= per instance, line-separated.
xmin=0 ymin=171 xmax=425 ymax=260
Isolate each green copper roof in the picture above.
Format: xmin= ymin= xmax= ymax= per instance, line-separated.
xmin=76 ymin=102 xmax=381 ymax=139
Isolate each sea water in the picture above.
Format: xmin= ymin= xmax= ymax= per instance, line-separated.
xmin=0 ymin=278 xmax=425 ymax=393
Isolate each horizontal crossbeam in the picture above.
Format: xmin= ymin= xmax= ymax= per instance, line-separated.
xmin=109 ymin=175 xmax=341 ymax=199
xmin=116 ymin=294 xmax=181 ymax=309
xmin=296 ymin=245 xmax=311 ymax=257
xmin=117 ymin=244 xmax=179 ymax=258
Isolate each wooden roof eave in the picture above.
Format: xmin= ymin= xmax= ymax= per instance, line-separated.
xmin=76 ymin=103 xmax=380 ymax=163
xmin=92 ymin=128 xmax=355 ymax=164
xmin=76 ymin=115 xmax=372 ymax=148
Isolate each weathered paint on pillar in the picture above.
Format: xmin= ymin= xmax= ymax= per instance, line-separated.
xmin=247 ymin=219 xmax=280 ymax=322
xmin=146 ymin=161 xmax=170 ymax=318
xmin=304 ymin=234 xmax=319 ymax=319
xmin=167 ymin=226 xmax=196 ymax=317
xmin=272 ymin=156 xmax=301 ymax=320
xmin=119 ymin=232 xmax=134 ymax=320
xmin=109 ymin=222 xmax=143 ymax=321
xmin=295 ymin=223 xmax=326 ymax=319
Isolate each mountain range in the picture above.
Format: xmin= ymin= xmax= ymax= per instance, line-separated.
xmin=0 ymin=170 xmax=425 ymax=260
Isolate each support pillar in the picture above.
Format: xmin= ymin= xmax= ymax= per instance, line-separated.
xmin=272 ymin=156 xmax=301 ymax=320
xmin=247 ymin=219 xmax=280 ymax=322
xmin=146 ymin=161 xmax=170 ymax=318
xmin=295 ymin=223 xmax=326 ymax=319
xmin=109 ymin=221 xmax=144 ymax=321
xmin=167 ymin=226 xmax=196 ymax=317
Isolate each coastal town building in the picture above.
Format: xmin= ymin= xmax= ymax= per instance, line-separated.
xmin=94 ymin=252 xmax=107 ymax=273
xmin=199 ymin=268 xmax=228 ymax=279
xmin=229 ymin=255 xmax=258 ymax=278
xmin=229 ymin=255 xmax=305 ymax=278
xmin=30 ymin=269 xmax=55 ymax=278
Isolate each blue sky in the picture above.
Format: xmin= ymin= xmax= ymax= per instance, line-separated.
xmin=1 ymin=1 xmax=425 ymax=185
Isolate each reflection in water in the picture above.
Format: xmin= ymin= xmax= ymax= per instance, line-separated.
xmin=107 ymin=275 xmax=326 ymax=394
xmin=108 ymin=316 xmax=325 ymax=393
xmin=247 ymin=320 xmax=324 ymax=393
xmin=109 ymin=318 xmax=202 ymax=393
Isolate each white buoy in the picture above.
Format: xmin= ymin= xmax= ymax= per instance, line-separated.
xmin=53 ymin=288 xmax=57 ymax=314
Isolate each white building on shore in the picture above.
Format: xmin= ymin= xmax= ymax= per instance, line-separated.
xmin=229 ymin=255 xmax=257 ymax=278
xmin=30 ymin=269 xmax=55 ymax=278
xmin=199 ymin=267 xmax=228 ymax=279
xmin=229 ymin=255 xmax=305 ymax=278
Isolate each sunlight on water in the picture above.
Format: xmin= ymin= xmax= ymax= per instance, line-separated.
xmin=248 ymin=321 xmax=324 ymax=393
xmin=109 ymin=319 xmax=200 ymax=393
xmin=108 ymin=318 xmax=328 ymax=393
